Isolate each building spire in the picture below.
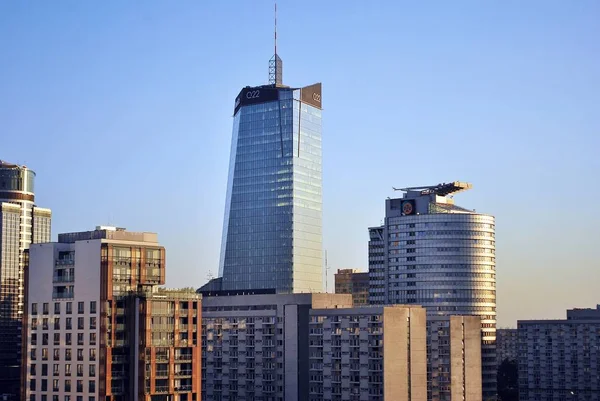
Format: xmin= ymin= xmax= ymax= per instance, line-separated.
xmin=268 ymin=1 xmax=283 ymax=85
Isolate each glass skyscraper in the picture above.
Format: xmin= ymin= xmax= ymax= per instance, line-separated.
xmin=0 ymin=160 xmax=51 ymax=399
xmin=217 ymin=56 xmax=324 ymax=294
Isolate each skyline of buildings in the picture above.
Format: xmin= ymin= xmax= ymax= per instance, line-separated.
xmin=0 ymin=160 xmax=52 ymax=398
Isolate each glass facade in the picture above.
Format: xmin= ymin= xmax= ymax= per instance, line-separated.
xmin=0 ymin=163 xmax=51 ymax=399
xmin=219 ymin=85 xmax=323 ymax=293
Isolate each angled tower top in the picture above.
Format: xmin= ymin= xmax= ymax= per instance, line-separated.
xmin=268 ymin=2 xmax=283 ymax=85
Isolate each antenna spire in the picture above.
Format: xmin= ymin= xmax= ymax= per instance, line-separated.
xmin=268 ymin=1 xmax=283 ymax=85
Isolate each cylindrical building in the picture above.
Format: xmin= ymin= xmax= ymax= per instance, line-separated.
xmin=0 ymin=160 xmax=51 ymax=399
xmin=368 ymin=182 xmax=496 ymax=400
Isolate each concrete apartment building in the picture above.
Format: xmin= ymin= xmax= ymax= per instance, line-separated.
xmin=0 ymin=160 xmax=51 ymax=399
xmin=23 ymin=226 xmax=201 ymax=401
xmin=368 ymin=182 xmax=496 ymax=399
xmin=428 ymin=316 xmax=482 ymax=401
xmin=201 ymin=293 xmax=431 ymax=401
xmin=518 ymin=305 xmax=600 ymax=401
xmin=334 ymin=269 xmax=370 ymax=306
xmin=496 ymin=328 xmax=518 ymax=365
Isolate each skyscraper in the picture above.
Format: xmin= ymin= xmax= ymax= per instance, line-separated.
xmin=0 ymin=160 xmax=51 ymax=399
xmin=217 ymin=49 xmax=323 ymax=294
xmin=368 ymin=182 xmax=496 ymax=399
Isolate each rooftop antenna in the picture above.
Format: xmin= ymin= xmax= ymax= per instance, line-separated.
xmin=268 ymin=1 xmax=283 ymax=85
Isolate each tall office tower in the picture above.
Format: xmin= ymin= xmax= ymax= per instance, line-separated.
xmin=0 ymin=160 xmax=51 ymax=399
xmin=496 ymin=328 xmax=518 ymax=365
xmin=428 ymin=316 xmax=482 ymax=401
xmin=368 ymin=182 xmax=496 ymax=399
xmin=201 ymin=293 xmax=428 ymax=401
xmin=216 ymin=47 xmax=324 ymax=294
xmin=23 ymin=226 xmax=202 ymax=401
xmin=334 ymin=269 xmax=370 ymax=306
xmin=518 ymin=305 xmax=600 ymax=401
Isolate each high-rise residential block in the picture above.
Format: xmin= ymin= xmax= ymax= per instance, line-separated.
xmin=428 ymin=316 xmax=482 ymax=401
xmin=215 ymin=49 xmax=324 ymax=294
xmin=201 ymin=293 xmax=428 ymax=401
xmin=23 ymin=226 xmax=201 ymax=401
xmin=0 ymin=160 xmax=51 ymax=399
xmin=368 ymin=182 xmax=496 ymax=399
xmin=334 ymin=269 xmax=370 ymax=306
xmin=518 ymin=305 xmax=600 ymax=401
xmin=496 ymin=328 xmax=518 ymax=365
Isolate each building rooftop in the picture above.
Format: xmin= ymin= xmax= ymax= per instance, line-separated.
xmin=394 ymin=181 xmax=472 ymax=197
xmin=57 ymin=226 xmax=159 ymax=244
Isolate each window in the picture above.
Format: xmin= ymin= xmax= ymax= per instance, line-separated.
xmin=54 ymin=303 xmax=60 ymax=314
xmin=54 ymin=333 xmax=60 ymax=345
xmin=42 ymin=333 xmax=48 ymax=345
xmin=77 ymin=397 xmax=83 ymax=401
xmin=77 ymin=349 xmax=84 ymax=361
xmin=54 ymin=318 xmax=60 ymax=330
xmin=43 ymin=303 xmax=49 ymax=315
xmin=65 ymin=349 xmax=72 ymax=361
xmin=77 ymin=379 xmax=83 ymax=392
xmin=78 ymin=333 xmax=84 ymax=345
xmin=66 ymin=317 xmax=72 ymax=330
xmin=42 ymin=364 xmax=48 ymax=376
xmin=30 ymin=378 xmax=36 ymax=391
xmin=65 ymin=364 xmax=71 ymax=376
xmin=42 ymin=318 xmax=49 ymax=330
xmin=66 ymin=333 xmax=72 ymax=345
xmin=30 ymin=364 xmax=36 ymax=376
xmin=89 ymin=349 xmax=96 ymax=361
xmin=78 ymin=302 xmax=84 ymax=314
xmin=31 ymin=348 xmax=37 ymax=360
xmin=65 ymin=379 xmax=71 ymax=392
xmin=88 ymin=380 xmax=96 ymax=392
xmin=32 ymin=317 xmax=38 ymax=328
xmin=42 ymin=348 xmax=48 ymax=360
xmin=66 ymin=302 xmax=72 ymax=314
xmin=53 ymin=364 xmax=60 ymax=376
xmin=78 ymin=317 xmax=84 ymax=330
xmin=77 ymin=364 xmax=83 ymax=377
xmin=31 ymin=333 xmax=37 ymax=345
xmin=41 ymin=379 xmax=47 ymax=391
xmin=32 ymin=303 xmax=38 ymax=315
xmin=89 ymin=317 xmax=96 ymax=330
xmin=53 ymin=396 xmax=58 ymax=401
xmin=89 ymin=332 xmax=97 ymax=345
xmin=90 ymin=301 xmax=97 ymax=314
xmin=53 ymin=379 xmax=59 ymax=391
xmin=53 ymin=349 xmax=60 ymax=361
xmin=89 ymin=364 xmax=95 ymax=377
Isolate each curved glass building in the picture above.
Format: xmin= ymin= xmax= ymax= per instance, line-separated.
xmin=0 ymin=160 xmax=51 ymax=398
xmin=368 ymin=182 xmax=496 ymax=400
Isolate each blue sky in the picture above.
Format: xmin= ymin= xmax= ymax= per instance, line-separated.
xmin=1 ymin=1 xmax=598 ymax=327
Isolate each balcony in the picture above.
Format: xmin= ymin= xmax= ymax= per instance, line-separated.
xmin=53 ymin=275 xmax=75 ymax=283
xmin=55 ymin=258 xmax=74 ymax=266
xmin=52 ymin=289 xmax=74 ymax=299
xmin=155 ymin=370 xmax=169 ymax=378
xmin=175 ymin=355 xmax=193 ymax=361
xmin=175 ymin=385 xmax=192 ymax=392
xmin=175 ymin=370 xmax=192 ymax=377
xmin=154 ymin=386 xmax=169 ymax=393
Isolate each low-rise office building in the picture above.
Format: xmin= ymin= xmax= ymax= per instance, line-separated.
xmin=334 ymin=269 xmax=370 ymax=306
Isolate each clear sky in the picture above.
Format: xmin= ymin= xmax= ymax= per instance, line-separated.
xmin=1 ymin=1 xmax=598 ymax=327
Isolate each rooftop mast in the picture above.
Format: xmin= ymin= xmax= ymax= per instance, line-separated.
xmin=268 ymin=1 xmax=283 ymax=85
